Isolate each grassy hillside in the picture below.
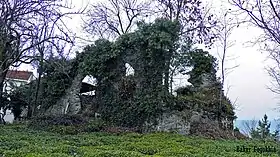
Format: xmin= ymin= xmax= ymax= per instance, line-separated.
xmin=0 ymin=124 xmax=279 ymax=157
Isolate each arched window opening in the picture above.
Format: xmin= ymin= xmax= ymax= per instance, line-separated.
xmin=125 ymin=63 xmax=135 ymax=76
xmin=81 ymin=75 xmax=97 ymax=96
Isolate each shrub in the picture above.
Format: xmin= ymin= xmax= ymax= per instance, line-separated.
xmin=82 ymin=119 xmax=108 ymax=133
xmin=48 ymin=125 xmax=80 ymax=135
xmin=28 ymin=115 xmax=111 ymax=135
xmin=175 ymin=85 xmax=196 ymax=96
xmin=101 ymin=126 xmax=141 ymax=134
xmin=29 ymin=114 xmax=88 ymax=127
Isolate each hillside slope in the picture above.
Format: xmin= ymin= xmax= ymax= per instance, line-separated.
xmin=0 ymin=125 xmax=279 ymax=157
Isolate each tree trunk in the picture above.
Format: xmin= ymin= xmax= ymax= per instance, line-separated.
xmin=33 ymin=73 xmax=41 ymax=116
xmin=164 ymin=49 xmax=173 ymax=93
xmin=164 ymin=66 xmax=170 ymax=92
xmin=169 ymin=68 xmax=176 ymax=94
xmin=27 ymin=82 xmax=32 ymax=118
xmin=0 ymin=69 xmax=8 ymax=124
xmin=33 ymin=50 xmax=44 ymax=117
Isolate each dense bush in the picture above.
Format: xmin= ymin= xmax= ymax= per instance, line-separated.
xmin=28 ymin=115 xmax=121 ymax=135
xmin=79 ymin=19 xmax=181 ymax=128
xmin=28 ymin=115 xmax=89 ymax=133
xmin=175 ymin=86 xmax=236 ymax=120
xmin=29 ymin=114 xmax=88 ymax=127
xmin=175 ymin=85 xmax=196 ymax=96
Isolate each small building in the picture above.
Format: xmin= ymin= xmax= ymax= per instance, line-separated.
xmin=4 ymin=70 xmax=34 ymax=93
xmin=1 ymin=70 xmax=34 ymax=123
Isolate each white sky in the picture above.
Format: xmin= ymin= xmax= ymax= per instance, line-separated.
xmin=206 ymin=0 xmax=280 ymax=120
xmin=17 ymin=0 xmax=280 ymax=121
xmin=219 ymin=26 xmax=279 ymax=120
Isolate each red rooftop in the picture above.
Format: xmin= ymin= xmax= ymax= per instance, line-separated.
xmin=6 ymin=70 xmax=33 ymax=81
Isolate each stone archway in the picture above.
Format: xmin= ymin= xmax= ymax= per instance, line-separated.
xmin=45 ymin=72 xmax=100 ymax=116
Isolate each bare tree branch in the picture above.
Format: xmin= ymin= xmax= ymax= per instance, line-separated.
xmin=241 ymin=119 xmax=258 ymax=137
xmin=84 ymin=0 xmax=151 ymax=39
xmin=229 ymin=0 xmax=280 ymax=95
xmin=155 ymin=0 xmax=218 ymax=47
xmin=0 ymin=0 xmax=85 ymax=119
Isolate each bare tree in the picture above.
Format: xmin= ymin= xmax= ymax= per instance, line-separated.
xmin=84 ymin=0 xmax=151 ymax=39
xmin=214 ymin=9 xmax=240 ymax=123
xmin=155 ymin=0 xmax=217 ymax=45
xmin=217 ymin=12 xmax=236 ymax=91
xmin=0 ymin=0 xmax=84 ymax=120
xmin=266 ymin=51 xmax=280 ymax=94
xmin=30 ymin=14 xmax=81 ymax=117
xmin=241 ymin=119 xmax=258 ymax=137
xmin=229 ymin=0 xmax=280 ymax=94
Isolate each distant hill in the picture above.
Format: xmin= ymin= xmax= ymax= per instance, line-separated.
xmin=234 ymin=119 xmax=280 ymax=134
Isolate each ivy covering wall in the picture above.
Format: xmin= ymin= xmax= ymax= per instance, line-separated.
xmin=8 ymin=19 xmax=236 ymax=128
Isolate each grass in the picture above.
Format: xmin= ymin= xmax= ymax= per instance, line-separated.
xmin=0 ymin=124 xmax=280 ymax=157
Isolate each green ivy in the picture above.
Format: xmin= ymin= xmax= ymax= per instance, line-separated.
xmin=77 ymin=19 xmax=180 ymax=128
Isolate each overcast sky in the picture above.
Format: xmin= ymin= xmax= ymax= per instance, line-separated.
xmin=206 ymin=0 xmax=280 ymax=121
xmin=220 ymin=25 xmax=279 ymax=121
xmin=17 ymin=0 xmax=280 ymax=121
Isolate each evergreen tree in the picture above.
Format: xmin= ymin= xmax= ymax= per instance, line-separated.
xmin=258 ymin=114 xmax=271 ymax=139
xmin=271 ymin=124 xmax=280 ymax=141
xmin=271 ymin=130 xmax=280 ymax=140
xmin=251 ymin=114 xmax=271 ymax=139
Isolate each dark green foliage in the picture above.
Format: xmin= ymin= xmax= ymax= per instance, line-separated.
xmin=79 ymin=39 xmax=120 ymax=80
xmin=3 ymin=83 xmax=33 ymax=120
xmin=29 ymin=115 xmax=88 ymax=128
xmin=116 ymin=19 xmax=180 ymax=126
xmin=79 ymin=39 xmax=125 ymax=125
xmin=251 ymin=114 xmax=271 ymax=139
xmin=40 ymin=57 xmax=78 ymax=110
xmin=185 ymin=49 xmax=218 ymax=87
xmin=8 ymin=88 xmax=29 ymax=120
xmin=0 ymin=92 xmax=9 ymax=124
xmin=8 ymin=57 xmax=80 ymax=117
xmin=82 ymin=119 xmax=108 ymax=133
xmin=79 ymin=19 xmax=181 ymax=128
xmin=170 ymin=40 xmax=192 ymax=78
xmin=28 ymin=115 xmax=111 ymax=135
xmin=8 ymin=18 xmax=235 ymax=133
xmin=234 ymin=127 xmax=240 ymax=132
xmin=249 ymin=114 xmax=280 ymax=141
xmin=175 ymin=85 xmax=195 ymax=96
xmin=251 ymin=129 xmax=260 ymax=139
xmin=271 ymin=129 xmax=280 ymax=141
xmin=8 ymin=83 xmax=35 ymax=119
xmin=175 ymin=85 xmax=235 ymax=122
xmin=257 ymin=114 xmax=271 ymax=138
xmin=119 ymin=75 xmax=136 ymax=100
xmin=174 ymin=49 xmax=235 ymax=121
xmin=171 ymin=41 xmax=236 ymax=124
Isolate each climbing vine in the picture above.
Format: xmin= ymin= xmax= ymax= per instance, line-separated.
xmin=9 ymin=57 xmax=79 ymax=117
xmin=9 ymin=18 xmax=235 ymax=130
xmin=175 ymin=49 xmax=236 ymax=121
xmin=78 ymin=19 xmax=181 ymax=127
